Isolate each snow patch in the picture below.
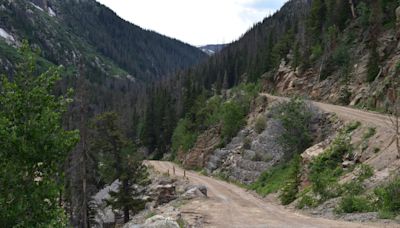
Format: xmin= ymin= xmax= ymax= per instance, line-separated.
xmin=0 ymin=28 xmax=15 ymax=44
xmin=48 ymin=7 xmax=56 ymax=17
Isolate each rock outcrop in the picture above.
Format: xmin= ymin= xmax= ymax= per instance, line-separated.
xmin=204 ymin=99 xmax=339 ymax=185
xmin=206 ymin=117 xmax=286 ymax=184
xmin=183 ymin=126 xmax=221 ymax=169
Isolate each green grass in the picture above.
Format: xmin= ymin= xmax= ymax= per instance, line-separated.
xmin=363 ymin=127 xmax=376 ymax=140
xmin=250 ymin=158 xmax=299 ymax=197
xmin=344 ymin=121 xmax=361 ymax=133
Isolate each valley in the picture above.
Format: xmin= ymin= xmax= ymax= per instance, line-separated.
xmin=1 ymin=0 xmax=400 ymax=227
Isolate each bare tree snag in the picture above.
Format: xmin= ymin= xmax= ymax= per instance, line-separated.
xmin=349 ymin=0 xmax=356 ymax=19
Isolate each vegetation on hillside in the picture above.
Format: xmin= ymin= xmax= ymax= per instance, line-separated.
xmin=250 ymin=97 xmax=313 ymax=204
xmin=0 ymin=43 xmax=79 ymax=226
xmin=170 ymin=83 xmax=260 ymax=160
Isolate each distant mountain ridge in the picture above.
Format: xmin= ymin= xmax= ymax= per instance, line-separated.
xmin=200 ymin=44 xmax=227 ymax=55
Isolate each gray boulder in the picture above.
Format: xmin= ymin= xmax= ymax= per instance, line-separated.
xmin=124 ymin=215 xmax=179 ymax=228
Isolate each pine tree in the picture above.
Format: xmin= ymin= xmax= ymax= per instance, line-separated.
xmin=90 ymin=112 xmax=149 ymax=223
xmin=106 ymin=152 xmax=149 ymax=223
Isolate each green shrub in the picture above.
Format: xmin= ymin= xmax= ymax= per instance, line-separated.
xmin=374 ymin=178 xmax=400 ymax=214
xmin=255 ymin=116 xmax=267 ymax=134
xmin=337 ymin=195 xmax=373 ymax=213
xmin=341 ymin=181 xmax=365 ymax=196
xmin=344 ymin=121 xmax=361 ymax=133
xmin=279 ymin=156 xmax=301 ymax=205
xmin=367 ymin=43 xmax=380 ymax=83
xmin=171 ymin=119 xmax=198 ymax=155
xmin=362 ymin=127 xmax=376 ymax=140
xmin=357 ymin=164 xmax=374 ymax=181
xmin=311 ymin=44 xmax=323 ymax=61
xmin=357 ymin=2 xmax=370 ymax=27
xmin=332 ymin=44 xmax=350 ymax=67
xmin=297 ymin=195 xmax=319 ymax=209
xmin=221 ymin=101 xmax=246 ymax=141
xmin=272 ymin=97 xmax=313 ymax=157
xmin=309 ymin=131 xmax=352 ymax=199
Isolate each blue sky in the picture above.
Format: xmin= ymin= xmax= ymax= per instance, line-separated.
xmin=96 ymin=0 xmax=288 ymax=46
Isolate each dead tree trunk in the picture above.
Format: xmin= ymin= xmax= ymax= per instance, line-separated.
xmin=349 ymin=0 xmax=356 ymax=19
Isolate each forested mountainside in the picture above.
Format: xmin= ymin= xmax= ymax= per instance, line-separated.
xmin=0 ymin=0 xmax=206 ymax=82
xmin=145 ymin=0 xmax=400 ymax=157
xmin=0 ymin=0 xmax=206 ymax=226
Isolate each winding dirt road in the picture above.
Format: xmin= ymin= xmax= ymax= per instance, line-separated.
xmin=147 ymin=95 xmax=399 ymax=227
xmin=147 ymin=161 xmax=395 ymax=228
xmin=262 ymin=94 xmax=395 ymax=129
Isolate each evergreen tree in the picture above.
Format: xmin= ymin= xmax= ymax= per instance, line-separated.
xmin=106 ymin=153 xmax=149 ymax=223
xmin=0 ymin=42 xmax=79 ymax=226
xmin=90 ymin=112 xmax=148 ymax=223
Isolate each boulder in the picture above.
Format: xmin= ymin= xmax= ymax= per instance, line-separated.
xmin=182 ymin=188 xmax=206 ymax=200
xmin=301 ymin=140 xmax=329 ymax=163
xmin=124 ymin=215 xmax=179 ymax=228
xmin=184 ymin=185 xmax=207 ymax=197
xmin=155 ymin=184 xmax=176 ymax=206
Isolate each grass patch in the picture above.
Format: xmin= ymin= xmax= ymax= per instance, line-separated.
xmin=177 ymin=217 xmax=185 ymax=228
xmin=344 ymin=121 xmax=361 ymax=133
xmin=363 ymin=127 xmax=376 ymax=140
xmin=250 ymin=157 xmax=300 ymax=198
xmin=145 ymin=211 xmax=156 ymax=219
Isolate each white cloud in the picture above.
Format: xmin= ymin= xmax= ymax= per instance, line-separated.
xmin=95 ymin=0 xmax=287 ymax=46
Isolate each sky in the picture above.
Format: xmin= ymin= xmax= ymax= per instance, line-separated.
xmin=95 ymin=0 xmax=288 ymax=46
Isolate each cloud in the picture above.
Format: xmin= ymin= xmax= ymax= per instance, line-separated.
xmin=96 ymin=0 xmax=287 ymax=46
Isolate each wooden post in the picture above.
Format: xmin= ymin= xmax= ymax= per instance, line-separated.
xmin=184 ymin=170 xmax=186 ymax=178
xmin=173 ymin=166 xmax=175 ymax=175
xmin=167 ymin=169 xmax=170 ymax=176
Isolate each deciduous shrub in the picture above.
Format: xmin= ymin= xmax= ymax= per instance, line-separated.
xmin=337 ymin=195 xmax=374 ymax=213
xmin=272 ymin=97 xmax=313 ymax=157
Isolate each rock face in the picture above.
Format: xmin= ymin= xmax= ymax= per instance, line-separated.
xmin=183 ymin=126 xmax=221 ymax=169
xmin=206 ymin=117 xmax=286 ymax=184
xmin=203 ymin=99 xmax=339 ymax=185
xmin=91 ymin=180 xmax=121 ymax=227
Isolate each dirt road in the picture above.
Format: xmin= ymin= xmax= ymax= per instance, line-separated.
xmin=148 ymin=161 xmax=395 ymax=228
xmin=262 ymin=94 xmax=395 ymax=129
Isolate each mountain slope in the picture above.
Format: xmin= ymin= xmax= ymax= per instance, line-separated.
xmin=0 ymin=0 xmax=206 ymax=82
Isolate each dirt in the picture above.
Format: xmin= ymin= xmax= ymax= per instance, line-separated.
xmin=147 ymin=161 xmax=397 ymax=228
